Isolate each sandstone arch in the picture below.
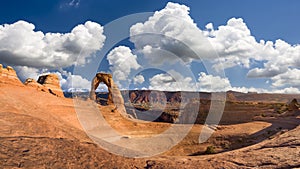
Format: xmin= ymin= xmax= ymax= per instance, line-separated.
xmin=90 ymin=73 xmax=126 ymax=114
xmin=90 ymin=73 xmax=114 ymax=104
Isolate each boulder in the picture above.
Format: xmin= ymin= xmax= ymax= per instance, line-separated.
xmin=0 ymin=64 xmax=23 ymax=86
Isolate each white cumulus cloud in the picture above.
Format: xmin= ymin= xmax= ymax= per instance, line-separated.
xmin=14 ymin=66 xmax=43 ymax=81
xmin=130 ymin=2 xmax=213 ymax=66
xmin=133 ymin=74 xmax=145 ymax=84
xmin=128 ymin=2 xmax=300 ymax=93
xmin=272 ymin=87 xmax=300 ymax=94
xmin=197 ymin=72 xmax=231 ymax=92
xmin=149 ymin=72 xmax=195 ymax=91
xmin=0 ymin=20 xmax=105 ymax=69
xmin=55 ymin=71 xmax=91 ymax=91
xmin=107 ymin=46 xmax=141 ymax=85
xmin=271 ymin=69 xmax=300 ymax=88
xmin=149 ymin=70 xmax=230 ymax=92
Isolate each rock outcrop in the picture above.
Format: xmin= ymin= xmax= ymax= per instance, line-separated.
xmin=226 ymin=92 xmax=237 ymax=102
xmin=0 ymin=64 xmax=23 ymax=86
xmin=0 ymin=65 xmax=64 ymax=97
xmin=288 ymin=98 xmax=299 ymax=111
xmin=37 ymin=74 xmax=64 ymax=97
xmin=90 ymin=73 xmax=126 ymax=114
xmin=90 ymin=73 xmax=113 ymax=103
xmin=25 ymin=74 xmax=64 ymax=97
xmin=24 ymin=78 xmax=48 ymax=92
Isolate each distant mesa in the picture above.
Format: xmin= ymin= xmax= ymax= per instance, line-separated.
xmin=0 ymin=64 xmax=23 ymax=86
xmin=127 ymin=90 xmax=182 ymax=104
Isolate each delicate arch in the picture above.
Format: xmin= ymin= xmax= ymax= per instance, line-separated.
xmin=90 ymin=73 xmax=113 ymax=104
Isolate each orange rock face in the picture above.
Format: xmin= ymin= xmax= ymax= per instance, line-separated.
xmin=36 ymin=74 xmax=64 ymax=97
xmin=0 ymin=64 xmax=23 ymax=86
xmin=24 ymin=78 xmax=48 ymax=92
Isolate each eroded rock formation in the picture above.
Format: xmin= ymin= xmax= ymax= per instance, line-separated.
xmin=90 ymin=73 xmax=126 ymax=114
xmin=0 ymin=64 xmax=23 ymax=86
xmin=24 ymin=74 xmax=64 ymax=97
xmin=288 ymin=98 xmax=299 ymax=111
xmin=90 ymin=73 xmax=113 ymax=103
xmin=37 ymin=74 xmax=64 ymax=97
xmin=0 ymin=65 xmax=64 ymax=97
xmin=226 ymin=92 xmax=237 ymax=102
xmin=24 ymin=78 xmax=48 ymax=92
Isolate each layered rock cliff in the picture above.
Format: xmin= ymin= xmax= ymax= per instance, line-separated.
xmin=125 ymin=90 xmax=183 ymax=104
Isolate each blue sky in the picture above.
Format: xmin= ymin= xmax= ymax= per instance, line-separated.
xmin=0 ymin=0 xmax=300 ymax=93
xmin=1 ymin=0 xmax=299 ymax=44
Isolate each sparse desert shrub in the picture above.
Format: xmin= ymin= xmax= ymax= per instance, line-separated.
xmin=204 ymin=146 xmax=215 ymax=154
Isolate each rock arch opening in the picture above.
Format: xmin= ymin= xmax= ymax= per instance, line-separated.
xmin=89 ymin=73 xmax=126 ymax=114
xmin=90 ymin=73 xmax=113 ymax=104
